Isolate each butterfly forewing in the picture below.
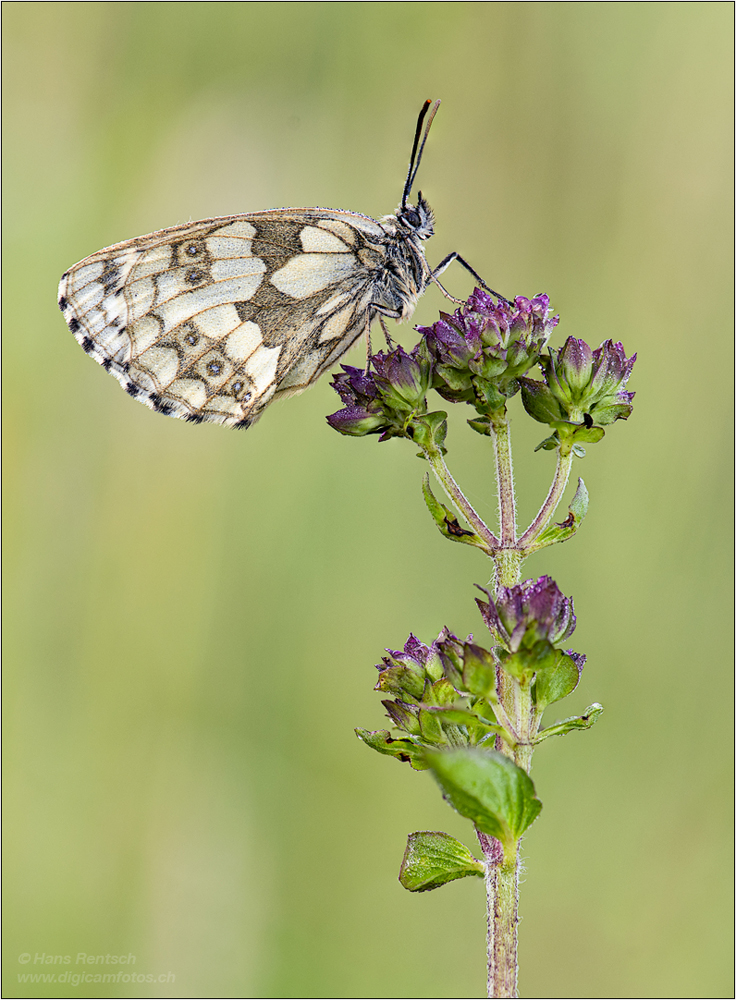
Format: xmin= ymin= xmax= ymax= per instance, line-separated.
xmin=59 ymin=208 xmax=424 ymax=429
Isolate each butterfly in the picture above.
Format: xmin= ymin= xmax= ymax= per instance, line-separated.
xmin=58 ymin=100 xmax=501 ymax=430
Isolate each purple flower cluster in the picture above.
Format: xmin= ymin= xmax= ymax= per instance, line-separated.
xmin=327 ymin=289 xmax=636 ymax=456
xmin=327 ymin=344 xmax=432 ymax=441
xmin=376 ymin=630 xmax=454 ymax=700
xmin=374 ymin=629 xmax=475 ymax=743
xmin=521 ymin=337 xmax=636 ymax=428
xmin=476 ymin=576 xmax=587 ymax=684
xmin=418 ymin=291 xmax=559 ymax=414
xmin=476 ymin=575 xmax=577 ymax=652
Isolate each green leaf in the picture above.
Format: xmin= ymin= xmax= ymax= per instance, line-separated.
xmin=382 ymin=699 xmax=421 ymax=736
xmin=572 ymin=425 xmax=605 ymax=444
xmin=424 ymin=747 xmax=542 ymax=850
xmin=529 ymin=478 xmax=589 ymax=552
xmin=411 ymin=410 xmax=448 ymax=455
xmin=423 ymin=677 xmax=458 ymax=708
xmin=519 ymin=377 xmax=564 ymax=424
xmin=435 ymin=364 xmax=473 ymax=393
xmin=427 ymin=706 xmax=499 ymax=731
xmin=533 ymin=651 xmax=581 ymax=710
xmin=424 ymin=706 xmax=501 ymax=745
xmin=422 ymin=471 xmax=448 ymax=522
xmin=424 ymin=646 xmax=445 ymax=683
xmin=534 ymin=433 xmax=559 ymax=452
xmin=462 ymin=643 xmax=497 ymax=697
xmin=501 ymin=640 xmax=557 ymax=683
xmin=421 ymin=475 xmax=488 ymax=551
xmin=375 ymin=664 xmax=425 ymax=701
xmin=568 ymin=477 xmax=589 ymax=520
xmin=355 ymin=728 xmax=430 ymax=769
xmin=533 ymin=703 xmax=604 ymax=744
xmin=418 ymin=707 xmax=444 ymax=743
xmin=467 ymin=417 xmax=491 ymax=436
xmin=472 ymin=378 xmax=508 ymax=412
xmin=399 ymin=831 xmax=485 ymax=892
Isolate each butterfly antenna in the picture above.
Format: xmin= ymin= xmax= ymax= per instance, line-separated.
xmin=402 ymin=99 xmax=441 ymax=209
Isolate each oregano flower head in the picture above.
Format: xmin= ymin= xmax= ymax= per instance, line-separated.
xmin=521 ymin=337 xmax=636 ymax=427
xmin=418 ymin=291 xmax=559 ymax=415
xmin=476 ymin=575 xmax=577 ymax=653
xmin=327 ymin=343 xmax=448 ymax=453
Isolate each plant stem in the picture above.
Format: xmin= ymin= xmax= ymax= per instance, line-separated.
xmin=512 ymin=681 xmax=534 ymax=774
xmin=485 ymin=692 xmax=521 ymax=746
xmin=494 ymin=550 xmax=523 ymax=591
xmin=426 ymin=450 xmax=500 ymax=551
xmin=485 ymin=406 xmax=529 ymax=999
xmin=518 ymin=439 xmax=574 ymax=549
xmin=478 ymin=834 xmax=519 ymax=999
xmin=490 ymin=409 xmax=517 ymax=548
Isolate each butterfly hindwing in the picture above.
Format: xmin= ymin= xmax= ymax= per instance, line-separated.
xmin=59 ymin=210 xmax=392 ymax=428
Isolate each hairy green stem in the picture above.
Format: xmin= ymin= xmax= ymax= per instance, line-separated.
xmin=479 ymin=836 xmax=520 ymax=999
xmin=518 ymin=439 xmax=574 ymax=549
xmin=485 ymin=406 xmax=533 ymax=998
xmin=425 ymin=450 xmax=500 ymax=551
xmin=490 ymin=408 xmax=517 ymax=547
xmin=485 ymin=692 xmax=521 ymax=746
xmin=512 ymin=681 xmax=534 ymax=774
xmin=494 ymin=550 xmax=523 ymax=591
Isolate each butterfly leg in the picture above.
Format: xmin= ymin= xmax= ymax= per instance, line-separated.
xmin=432 ymin=253 xmax=510 ymax=304
xmin=363 ymin=324 xmax=375 ymax=370
xmin=369 ymin=305 xmax=401 ymax=342
xmin=363 ymin=308 xmax=400 ymax=371
xmin=378 ymin=316 xmax=396 ymax=350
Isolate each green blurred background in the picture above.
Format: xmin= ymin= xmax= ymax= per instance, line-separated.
xmin=3 ymin=3 xmax=732 ymax=998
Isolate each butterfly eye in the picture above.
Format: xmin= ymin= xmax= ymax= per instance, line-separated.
xmin=403 ymin=209 xmax=421 ymax=227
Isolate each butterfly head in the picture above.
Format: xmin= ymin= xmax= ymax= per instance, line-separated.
xmin=396 ymin=192 xmax=435 ymax=241
xmin=396 ymin=100 xmax=440 ymax=243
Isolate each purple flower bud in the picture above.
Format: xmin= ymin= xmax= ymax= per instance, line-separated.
xmin=331 ymin=365 xmax=380 ymax=407
xmin=476 ymin=576 xmax=576 ymax=653
xmin=326 ymin=405 xmax=387 ymax=436
xmin=372 ymin=345 xmax=431 ymax=406
xmin=589 ymin=341 xmax=636 ymax=395
xmin=383 ymin=633 xmax=432 ymax=670
xmin=422 ymin=316 xmax=479 ymax=368
xmin=434 ymin=629 xmax=465 ymax=656
xmin=557 ymin=338 xmax=593 ymax=394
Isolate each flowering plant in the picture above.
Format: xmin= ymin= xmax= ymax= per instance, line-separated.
xmin=328 ymin=290 xmax=635 ymax=998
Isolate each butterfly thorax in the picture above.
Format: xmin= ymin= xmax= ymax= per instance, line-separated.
xmin=370 ymin=196 xmax=435 ymax=321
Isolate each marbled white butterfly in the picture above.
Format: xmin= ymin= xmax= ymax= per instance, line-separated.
xmin=58 ymin=100 xmax=500 ymax=429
